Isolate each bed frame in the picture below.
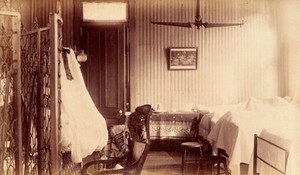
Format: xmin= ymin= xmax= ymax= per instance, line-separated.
xmin=253 ymin=134 xmax=290 ymax=175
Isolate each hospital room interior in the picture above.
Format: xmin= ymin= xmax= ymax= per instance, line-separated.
xmin=1 ymin=0 xmax=300 ymax=175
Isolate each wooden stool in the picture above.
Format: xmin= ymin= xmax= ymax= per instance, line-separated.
xmin=181 ymin=141 xmax=204 ymax=174
xmin=207 ymin=155 xmax=230 ymax=175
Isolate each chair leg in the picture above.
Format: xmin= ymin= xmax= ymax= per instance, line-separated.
xmin=199 ymin=147 xmax=203 ymax=157
xmin=223 ymin=161 xmax=229 ymax=175
xmin=197 ymin=147 xmax=203 ymax=175
xmin=181 ymin=149 xmax=187 ymax=174
xmin=208 ymin=161 xmax=227 ymax=175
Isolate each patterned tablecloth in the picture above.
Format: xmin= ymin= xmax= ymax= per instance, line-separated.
xmin=149 ymin=112 xmax=200 ymax=139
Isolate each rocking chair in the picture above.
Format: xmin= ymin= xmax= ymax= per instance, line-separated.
xmin=81 ymin=104 xmax=152 ymax=175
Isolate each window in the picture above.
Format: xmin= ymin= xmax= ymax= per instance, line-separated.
xmin=82 ymin=2 xmax=128 ymax=22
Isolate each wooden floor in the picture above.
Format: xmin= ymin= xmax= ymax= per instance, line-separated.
xmin=142 ymin=151 xmax=249 ymax=175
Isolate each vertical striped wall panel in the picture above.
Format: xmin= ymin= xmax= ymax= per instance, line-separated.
xmin=275 ymin=1 xmax=300 ymax=99
xmin=131 ymin=0 xmax=284 ymax=111
xmin=12 ymin=0 xmax=55 ymax=29
xmin=31 ymin=0 xmax=56 ymax=28
xmin=61 ymin=0 xmax=74 ymax=46
xmin=30 ymin=0 xmax=74 ymax=46
xmin=13 ymin=0 xmax=74 ymax=46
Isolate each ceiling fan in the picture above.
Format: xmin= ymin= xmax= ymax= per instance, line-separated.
xmin=151 ymin=0 xmax=244 ymax=29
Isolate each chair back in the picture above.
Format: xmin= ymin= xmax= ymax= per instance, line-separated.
xmin=81 ymin=104 xmax=152 ymax=175
xmin=125 ymin=104 xmax=152 ymax=175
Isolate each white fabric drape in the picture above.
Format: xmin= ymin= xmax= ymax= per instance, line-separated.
xmin=60 ymin=49 xmax=108 ymax=163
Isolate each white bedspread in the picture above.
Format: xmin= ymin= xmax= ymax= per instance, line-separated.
xmin=60 ymin=49 xmax=108 ymax=163
xmin=198 ymin=104 xmax=238 ymax=139
xmin=198 ymin=97 xmax=268 ymax=139
xmin=206 ymin=97 xmax=300 ymax=175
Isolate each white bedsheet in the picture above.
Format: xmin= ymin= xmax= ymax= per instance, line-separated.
xmin=198 ymin=104 xmax=240 ymax=139
xmin=198 ymin=97 xmax=267 ymax=139
xmin=60 ymin=49 xmax=108 ymax=163
xmin=206 ymin=97 xmax=300 ymax=175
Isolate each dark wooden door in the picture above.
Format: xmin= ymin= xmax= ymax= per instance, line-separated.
xmin=81 ymin=25 xmax=126 ymax=126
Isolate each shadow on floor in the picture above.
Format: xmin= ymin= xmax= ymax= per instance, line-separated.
xmin=142 ymin=151 xmax=248 ymax=175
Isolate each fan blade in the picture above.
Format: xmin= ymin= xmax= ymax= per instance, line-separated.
xmin=203 ymin=22 xmax=243 ymax=28
xmin=195 ymin=0 xmax=201 ymax=20
xmin=151 ymin=21 xmax=192 ymax=28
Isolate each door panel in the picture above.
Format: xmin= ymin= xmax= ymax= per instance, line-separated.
xmin=81 ymin=25 xmax=125 ymax=126
xmin=103 ymin=30 xmax=119 ymax=107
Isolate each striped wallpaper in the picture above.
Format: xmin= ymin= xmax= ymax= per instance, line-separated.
xmin=12 ymin=0 xmax=74 ymax=46
xmin=12 ymin=0 xmax=296 ymax=111
xmin=131 ymin=0 xmax=285 ymax=111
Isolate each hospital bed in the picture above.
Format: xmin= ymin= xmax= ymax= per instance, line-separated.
xmin=198 ymin=97 xmax=300 ymax=175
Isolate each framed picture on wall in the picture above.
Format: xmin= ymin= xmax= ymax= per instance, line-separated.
xmin=169 ymin=47 xmax=197 ymax=70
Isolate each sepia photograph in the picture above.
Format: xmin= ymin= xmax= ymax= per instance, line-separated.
xmin=1 ymin=0 xmax=300 ymax=175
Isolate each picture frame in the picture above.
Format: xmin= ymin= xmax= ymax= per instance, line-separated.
xmin=169 ymin=47 xmax=197 ymax=70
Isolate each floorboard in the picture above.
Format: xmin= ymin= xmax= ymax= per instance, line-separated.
xmin=142 ymin=151 xmax=248 ymax=175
